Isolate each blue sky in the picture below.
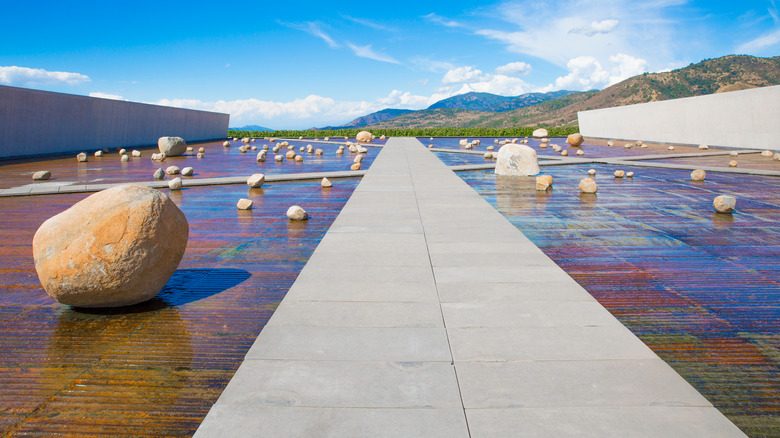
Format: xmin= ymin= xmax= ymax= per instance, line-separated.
xmin=1 ymin=0 xmax=778 ymax=129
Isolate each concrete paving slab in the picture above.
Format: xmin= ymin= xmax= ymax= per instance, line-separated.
xmin=245 ymin=326 xmax=451 ymax=361
xmin=214 ymin=359 xmax=462 ymax=408
xmin=466 ymin=406 xmax=747 ymax=438
xmin=195 ymin=406 xmax=470 ymax=438
xmin=268 ymin=301 xmax=444 ymax=328
xmin=441 ymin=301 xmax=623 ymax=328
xmin=283 ymin=279 xmax=440 ymax=303
xmin=457 ymin=359 xmax=713 ymax=408
xmin=436 ymin=280 xmax=596 ymax=303
xmin=449 ymin=326 xmax=657 ymax=361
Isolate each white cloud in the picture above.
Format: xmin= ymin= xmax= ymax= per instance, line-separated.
xmin=282 ymin=21 xmax=339 ymax=48
xmin=475 ymin=0 xmax=680 ymax=68
xmin=442 ymin=66 xmax=486 ymax=84
xmin=89 ymin=92 xmax=125 ymax=100
xmin=423 ymin=13 xmax=463 ymax=28
xmin=0 ymin=66 xmax=90 ymax=87
xmin=339 ymin=14 xmax=395 ymax=31
xmin=152 ymin=89 xmax=438 ymax=129
xmin=551 ymin=53 xmax=648 ymax=91
xmin=495 ymin=61 xmax=532 ymax=76
xmin=736 ymin=28 xmax=780 ymax=53
xmin=569 ymin=19 xmax=619 ymax=36
xmin=346 ymin=42 xmax=400 ymax=64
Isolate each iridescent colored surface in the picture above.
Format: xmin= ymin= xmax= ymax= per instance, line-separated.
xmin=0 ymin=139 xmax=378 ymax=189
xmin=0 ymin=179 xmax=359 ymax=436
xmin=456 ymin=164 xmax=780 ymax=437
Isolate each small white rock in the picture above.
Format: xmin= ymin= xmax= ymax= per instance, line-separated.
xmin=94 ymin=150 xmax=103 ymax=157
xmin=247 ymin=173 xmax=265 ymax=188
xmin=168 ymin=177 xmax=182 ymax=190
xmin=165 ymin=166 xmax=180 ymax=175
xmin=181 ymin=167 xmax=194 ymax=176
xmin=321 ymin=177 xmax=332 ymax=188
xmin=588 ymin=169 xmax=596 ymax=176
xmin=237 ymin=198 xmax=253 ymax=210
xmin=77 ymin=152 xmax=88 ymax=162
xmin=286 ymin=205 xmax=309 ymax=221
xmin=713 ymin=195 xmax=736 ymax=214
xmin=120 ymin=154 xmax=129 ymax=162
xmin=614 ymin=170 xmax=625 ymax=178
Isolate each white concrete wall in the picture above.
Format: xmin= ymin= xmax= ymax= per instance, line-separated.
xmin=577 ymin=84 xmax=780 ymax=150
xmin=0 ymin=85 xmax=229 ymax=159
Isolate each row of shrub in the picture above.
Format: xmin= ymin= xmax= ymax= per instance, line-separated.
xmin=227 ymin=126 xmax=580 ymax=139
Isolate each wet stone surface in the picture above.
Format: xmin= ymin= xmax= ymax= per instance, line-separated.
xmin=455 ymin=164 xmax=780 ymax=437
xmin=0 ymin=179 xmax=359 ymax=436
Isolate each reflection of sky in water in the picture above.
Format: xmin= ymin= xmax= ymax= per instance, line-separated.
xmin=0 ymin=178 xmax=359 ymax=435
xmin=458 ymin=165 xmax=780 ymax=436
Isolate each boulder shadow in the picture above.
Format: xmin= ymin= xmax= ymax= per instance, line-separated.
xmin=71 ymin=268 xmax=251 ymax=314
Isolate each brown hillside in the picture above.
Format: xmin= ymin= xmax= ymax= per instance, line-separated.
xmin=367 ymin=55 xmax=780 ymax=129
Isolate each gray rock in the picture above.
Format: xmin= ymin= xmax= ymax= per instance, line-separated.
xmin=158 ymin=136 xmax=187 ymax=156
xmin=153 ymin=168 xmax=165 ymax=180
xmin=33 ymin=171 xmax=51 ymax=181
xmin=286 ymin=205 xmax=309 ymax=221
xmin=713 ymin=195 xmax=736 ymax=214
xmin=247 ymin=173 xmax=265 ymax=188
xmin=168 ymin=177 xmax=182 ymax=190
xmin=495 ymin=144 xmax=540 ymax=176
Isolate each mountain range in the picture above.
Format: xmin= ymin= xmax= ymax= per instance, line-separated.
xmin=229 ymin=124 xmax=274 ymax=131
xmin=362 ymin=55 xmax=780 ymax=129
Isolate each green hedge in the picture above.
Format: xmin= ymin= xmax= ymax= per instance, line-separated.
xmin=227 ymin=126 xmax=579 ymax=139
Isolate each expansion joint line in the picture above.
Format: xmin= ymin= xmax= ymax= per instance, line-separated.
xmin=408 ymin=144 xmax=473 ymax=438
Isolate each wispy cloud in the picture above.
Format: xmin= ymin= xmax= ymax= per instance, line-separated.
xmin=0 ymin=66 xmax=90 ymax=87
xmin=339 ymin=14 xmax=395 ymax=31
xmin=569 ymin=19 xmax=619 ymax=36
xmin=280 ymin=20 xmax=339 ymax=48
xmin=89 ymin=92 xmax=125 ymax=100
xmin=346 ymin=42 xmax=400 ymax=64
xmin=737 ymin=28 xmax=780 ymax=53
xmin=409 ymin=56 xmax=455 ymax=73
xmin=423 ymin=13 xmax=463 ymax=28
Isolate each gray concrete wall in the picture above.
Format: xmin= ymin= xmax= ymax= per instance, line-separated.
xmin=0 ymin=85 xmax=229 ymax=159
xmin=578 ymin=85 xmax=780 ymax=150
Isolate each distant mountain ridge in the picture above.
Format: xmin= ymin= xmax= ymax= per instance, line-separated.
xmin=427 ymin=90 xmax=576 ymax=112
xmin=230 ymin=124 xmax=273 ymax=131
xmin=363 ymin=54 xmax=780 ymax=129
xmin=316 ymin=108 xmax=415 ymax=130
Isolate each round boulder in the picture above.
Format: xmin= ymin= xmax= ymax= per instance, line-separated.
xmin=32 ymin=184 xmax=188 ymax=307
xmin=567 ymin=133 xmax=584 ymax=146
xmin=356 ymin=131 xmax=373 ymax=143
xmin=691 ymin=169 xmax=706 ymax=181
xmin=158 ymin=137 xmax=187 ymax=157
xmin=713 ymin=195 xmax=736 ymax=214
xmin=532 ymin=128 xmax=548 ymax=138
xmin=286 ymin=205 xmax=309 ymax=221
xmin=579 ymin=178 xmax=598 ymax=194
xmin=495 ymin=144 xmax=540 ymax=176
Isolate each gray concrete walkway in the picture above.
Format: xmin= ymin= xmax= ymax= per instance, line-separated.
xmin=194 ymin=137 xmax=745 ymax=437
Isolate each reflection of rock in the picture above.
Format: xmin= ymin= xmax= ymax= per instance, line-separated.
xmin=47 ymin=304 xmax=192 ymax=406
xmin=495 ymin=175 xmax=537 ymax=213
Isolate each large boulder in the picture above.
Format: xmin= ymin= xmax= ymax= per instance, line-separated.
xmin=532 ymin=128 xmax=548 ymax=138
xmin=567 ymin=133 xmax=584 ymax=146
xmin=158 ymin=136 xmax=187 ymax=157
xmin=495 ymin=144 xmax=540 ymax=176
xmin=356 ymin=131 xmax=373 ymax=143
xmin=32 ymin=184 xmax=188 ymax=307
